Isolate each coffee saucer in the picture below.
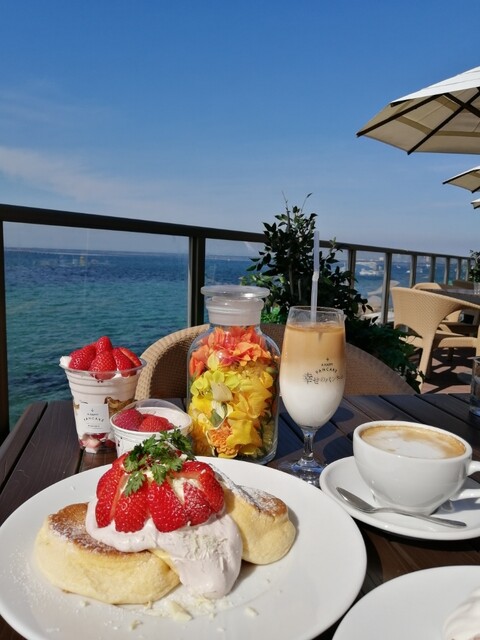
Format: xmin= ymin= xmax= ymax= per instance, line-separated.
xmin=320 ymin=456 xmax=480 ymax=540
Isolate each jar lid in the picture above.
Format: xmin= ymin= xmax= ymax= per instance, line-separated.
xmin=201 ymin=285 xmax=270 ymax=299
xmin=202 ymin=285 xmax=269 ymax=325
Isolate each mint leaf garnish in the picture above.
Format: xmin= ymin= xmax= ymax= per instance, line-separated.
xmin=124 ymin=470 xmax=146 ymax=496
xmin=122 ymin=432 xmax=194 ymax=492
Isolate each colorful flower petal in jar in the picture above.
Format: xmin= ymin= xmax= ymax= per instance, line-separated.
xmin=187 ymin=286 xmax=280 ymax=464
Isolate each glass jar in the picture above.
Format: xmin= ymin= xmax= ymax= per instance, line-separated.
xmin=187 ymin=285 xmax=280 ymax=464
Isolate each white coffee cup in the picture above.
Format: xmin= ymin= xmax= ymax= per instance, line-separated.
xmin=353 ymin=420 xmax=480 ymax=515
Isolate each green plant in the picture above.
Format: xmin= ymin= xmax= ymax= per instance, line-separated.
xmin=468 ymin=250 xmax=480 ymax=283
xmin=242 ymin=197 xmax=421 ymax=390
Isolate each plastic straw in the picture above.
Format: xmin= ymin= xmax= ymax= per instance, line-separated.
xmin=310 ymin=229 xmax=319 ymax=321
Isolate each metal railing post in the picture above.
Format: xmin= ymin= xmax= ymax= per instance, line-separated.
xmin=188 ymin=236 xmax=206 ymax=326
xmin=381 ymin=252 xmax=392 ymax=324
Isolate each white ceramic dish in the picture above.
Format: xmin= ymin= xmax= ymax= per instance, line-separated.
xmin=320 ymin=456 xmax=480 ymax=540
xmin=333 ymin=565 xmax=480 ymax=640
xmin=111 ymin=399 xmax=192 ymax=455
xmin=0 ymin=458 xmax=366 ymax=640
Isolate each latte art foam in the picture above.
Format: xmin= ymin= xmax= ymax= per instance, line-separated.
xmin=360 ymin=425 xmax=465 ymax=459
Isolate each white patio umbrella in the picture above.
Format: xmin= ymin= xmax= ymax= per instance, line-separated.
xmin=443 ymin=166 xmax=480 ymax=192
xmin=357 ymin=65 xmax=480 ymax=154
xmin=471 ymin=198 xmax=480 ymax=209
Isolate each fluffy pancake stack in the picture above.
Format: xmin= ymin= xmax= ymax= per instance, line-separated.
xmin=34 ymin=433 xmax=296 ymax=605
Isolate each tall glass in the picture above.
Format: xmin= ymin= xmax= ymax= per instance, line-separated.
xmin=279 ymin=306 xmax=346 ymax=485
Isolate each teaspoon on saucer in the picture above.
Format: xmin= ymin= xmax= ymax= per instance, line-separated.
xmin=335 ymin=487 xmax=467 ymax=529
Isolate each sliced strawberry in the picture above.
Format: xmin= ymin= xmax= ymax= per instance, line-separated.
xmin=148 ymin=480 xmax=188 ymax=532
xmin=96 ymin=454 xmax=128 ymax=497
xmin=118 ymin=346 xmax=142 ymax=368
xmin=114 ymin=482 xmax=149 ymax=532
xmin=96 ymin=336 xmax=113 ymax=353
xmin=95 ymin=463 xmax=125 ymax=527
xmin=180 ymin=461 xmax=225 ymax=512
xmin=181 ymin=460 xmax=215 ymax=477
xmin=196 ymin=471 xmax=225 ymax=512
xmin=139 ymin=415 xmax=174 ymax=432
xmin=69 ymin=345 xmax=96 ymax=370
xmin=113 ymin=408 xmax=144 ymax=431
xmin=89 ymin=350 xmax=117 ymax=380
xmin=183 ymin=482 xmax=212 ymax=525
xmin=111 ymin=347 xmax=135 ymax=376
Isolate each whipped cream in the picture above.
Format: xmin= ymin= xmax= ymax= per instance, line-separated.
xmin=444 ymin=587 xmax=480 ymax=640
xmin=85 ymin=501 xmax=242 ymax=599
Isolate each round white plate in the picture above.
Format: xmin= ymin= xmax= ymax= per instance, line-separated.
xmin=320 ymin=456 xmax=480 ymax=540
xmin=0 ymin=458 xmax=366 ymax=640
xmin=333 ymin=565 xmax=480 ymax=640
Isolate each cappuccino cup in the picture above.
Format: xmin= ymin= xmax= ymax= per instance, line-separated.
xmin=353 ymin=421 xmax=480 ymax=515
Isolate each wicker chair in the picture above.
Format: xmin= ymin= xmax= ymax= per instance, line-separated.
xmin=135 ymin=323 xmax=414 ymax=400
xmin=391 ymin=286 xmax=480 ymax=382
xmin=412 ymin=282 xmax=473 ymax=328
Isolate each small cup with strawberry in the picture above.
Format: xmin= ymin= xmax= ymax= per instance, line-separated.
xmin=111 ymin=399 xmax=192 ymax=456
xmin=60 ymin=336 xmax=146 ymax=453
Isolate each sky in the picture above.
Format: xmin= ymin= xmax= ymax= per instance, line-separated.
xmin=1 ymin=0 xmax=479 ymax=257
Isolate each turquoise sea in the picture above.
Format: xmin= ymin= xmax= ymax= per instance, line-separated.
xmin=6 ymin=248 xmax=415 ymax=427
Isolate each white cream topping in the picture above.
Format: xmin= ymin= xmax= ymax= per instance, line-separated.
xmin=444 ymin=587 xmax=480 ymax=640
xmin=85 ymin=501 xmax=242 ymax=599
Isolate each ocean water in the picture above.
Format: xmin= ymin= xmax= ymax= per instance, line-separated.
xmin=6 ymin=248 xmax=419 ymax=427
xmin=5 ymin=249 xmax=252 ymax=426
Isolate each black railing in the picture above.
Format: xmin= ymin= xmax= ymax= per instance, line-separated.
xmin=0 ymin=203 xmax=470 ymax=443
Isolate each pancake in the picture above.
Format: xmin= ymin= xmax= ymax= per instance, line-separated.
xmin=218 ymin=474 xmax=296 ymax=565
xmin=35 ymin=474 xmax=296 ymax=604
xmin=34 ymin=503 xmax=179 ymax=604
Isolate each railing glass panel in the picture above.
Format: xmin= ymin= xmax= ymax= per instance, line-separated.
xmin=435 ymin=257 xmax=447 ymax=283
xmin=354 ymin=250 xmax=386 ymax=315
xmin=414 ymin=255 xmax=433 ymax=283
xmin=5 ymin=224 xmax=190 ymax=426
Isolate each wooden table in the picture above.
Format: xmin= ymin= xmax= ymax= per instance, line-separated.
xmin=1 ymin=394 xmax=480 ymax=639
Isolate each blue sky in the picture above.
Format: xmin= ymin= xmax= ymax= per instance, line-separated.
xmin=1 ymin=1 xmax=479 ymax=256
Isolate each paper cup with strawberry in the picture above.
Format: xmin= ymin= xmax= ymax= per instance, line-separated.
xmin=60 ymin=336 xmax=145 ymax=453
xmin=111 ymin=399 xmax=192 ymax=456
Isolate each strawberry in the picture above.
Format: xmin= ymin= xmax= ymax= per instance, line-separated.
xmin=96 ymin=453 xmax=128 ymax=497
xmin=89 ymin=350 xmax=117 ymax=380
xmin=69 ymin=345 xmax=96 ymax=370
xmin=114 ymin=481 xmax=149 ymax=532
xmin=95 ymin=462 xmax=125 ymax=527
xmin=113 ymin=408 xmax=144 ymax=431
xmin=183 ymin=482 xmax=212 ymax=525
xmin=112 ymin=347 xmax=136 ymax=376
xmin=148 ymin=481 xmax=187 ymax=532
xmin=118 ymin=346 xmax=142 ymax=368
xmin=94 ymin=434 xmax=224 ymax=534
xmin=139 ymin=415 xmax=174 ymax=432
xmin=180 ymin=460 xmax=225 ymax=512
xmin=96 ymin=336 xmax=113 ymax=353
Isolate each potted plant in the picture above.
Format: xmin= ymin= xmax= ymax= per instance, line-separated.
xmin=468 ymin=250 xmax=480 ymax=293
xmin=241 ymin=197 xmax=420 ymax=390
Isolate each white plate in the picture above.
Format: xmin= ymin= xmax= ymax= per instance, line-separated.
xmin=0 ymin=458 xmax=366 ymax=640
xmin=333 ymin=565 xmax=480 ymax=640
xmin=320 ymin=456 xmax=480 ymax=540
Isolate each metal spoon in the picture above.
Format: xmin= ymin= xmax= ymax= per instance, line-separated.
xmin=335 ymin=487 xmax=467 ymax=529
